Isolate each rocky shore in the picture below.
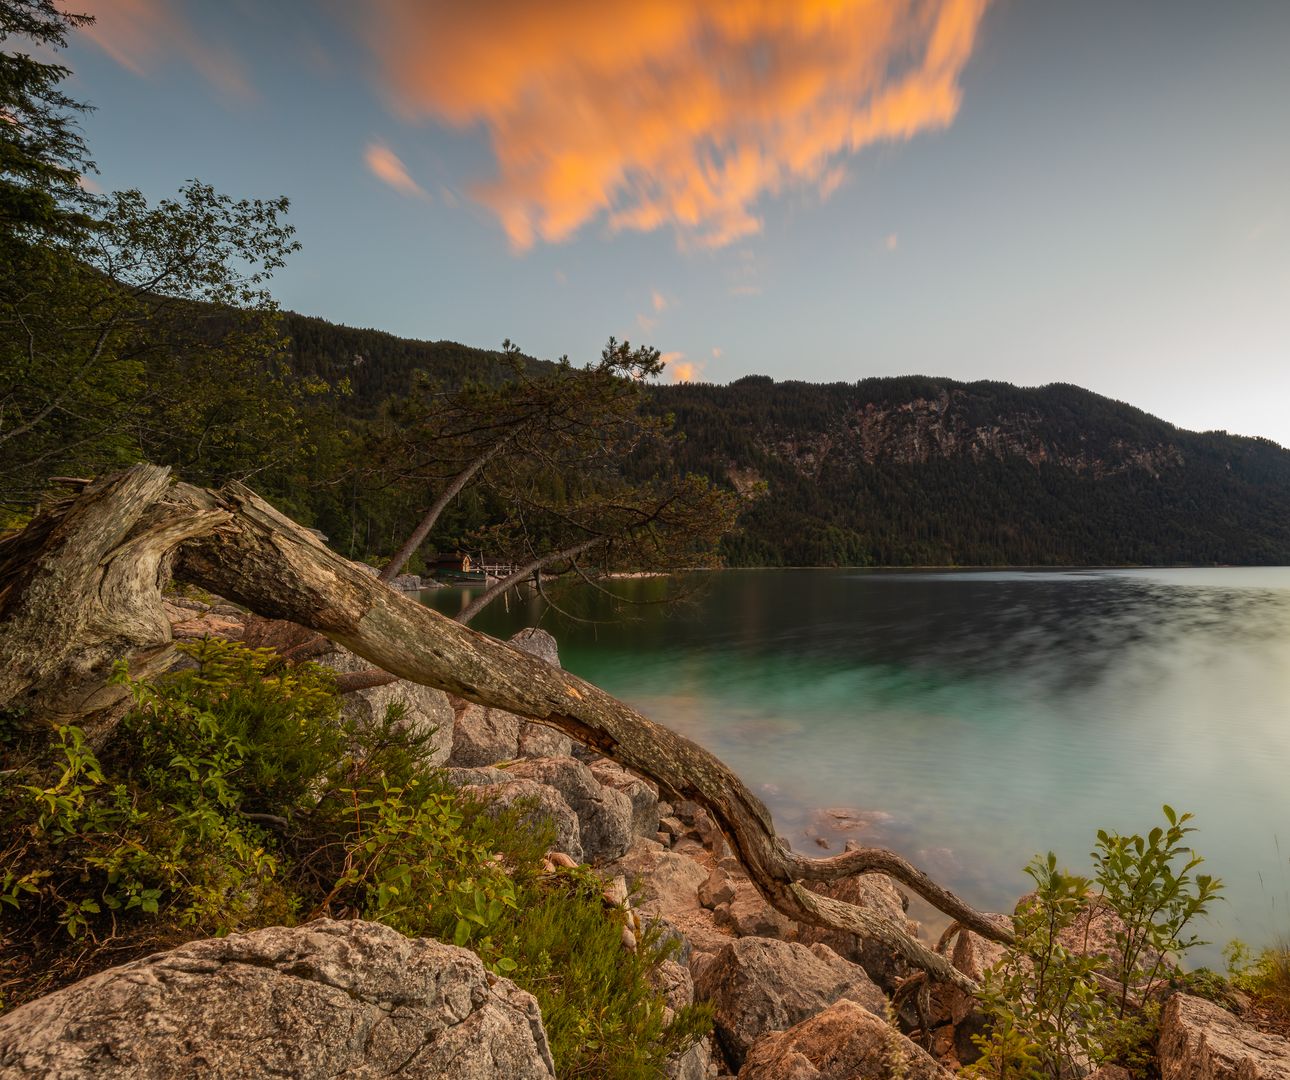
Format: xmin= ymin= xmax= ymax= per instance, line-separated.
xmin=1 ymin=605 xmax=1286 ymax=1079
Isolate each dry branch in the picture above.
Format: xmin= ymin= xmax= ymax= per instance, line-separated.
xmin=0 ymin=465 xmax=1013 ymax=991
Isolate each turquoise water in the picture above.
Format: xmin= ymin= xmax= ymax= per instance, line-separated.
xmin=426 ymin=568 xmax=1290 ymax=965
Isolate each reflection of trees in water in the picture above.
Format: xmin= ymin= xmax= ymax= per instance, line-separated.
xmin=796 ymin=577 xmax=1290 ymax=695
xmin=433 ymin=571 xmax=1290 ymax=702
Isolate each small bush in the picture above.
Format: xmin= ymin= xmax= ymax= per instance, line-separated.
xmin=965 ymin=806 xmax=1222 ymax=1079
xmin=0 ymin=638 xmax=710 ymax=1075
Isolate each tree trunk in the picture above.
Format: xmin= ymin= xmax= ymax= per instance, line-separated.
xmin=0 ymin=466 xmax=1011 ymax=991
xmin=379 ymin=437 xmax=510 ymax=583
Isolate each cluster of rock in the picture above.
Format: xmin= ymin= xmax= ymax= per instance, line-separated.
xmin=3 ymin=618 xmax=1287 ymax=1078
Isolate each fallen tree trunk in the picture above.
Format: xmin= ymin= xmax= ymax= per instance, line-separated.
xmin=0 ymin=465 xmax=1012 ymax=991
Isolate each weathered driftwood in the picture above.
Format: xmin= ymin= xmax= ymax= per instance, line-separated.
xmin=0 ymin=465 xmax=1013 ymax=991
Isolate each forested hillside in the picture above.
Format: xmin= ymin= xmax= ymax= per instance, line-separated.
xmin=272 ymin=316 xmax=1290 ymax=567
xmin=647 ymin=376 xmax=1290 ymax=566
xmin=282 ymin=314 xmax=555 ymax=417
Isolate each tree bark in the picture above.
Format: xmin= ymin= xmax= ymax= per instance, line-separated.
xmin=0 ymin=466 xmax=1012 ymax=991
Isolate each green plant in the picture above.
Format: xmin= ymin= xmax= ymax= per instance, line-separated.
xmin=966 ymin=807 xmax=1222 ymax=1078
xmin=0 ymin=636 xmax=712 ymax=1075
xmin=495 ymin=865 xmax=712 ymax=1078
xmin=1092 ymin=805 xmax=1221 ymax=1017
xmin=1227 ymin=939 xmax=1290 ymax=1020
xmin=966 ymin=855 xmax=1104 ymax=1078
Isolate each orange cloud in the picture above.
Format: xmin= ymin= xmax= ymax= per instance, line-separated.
xmin=365 ymin=142 xmax=429 ymax=199
xmin=78 ymin=0 xmax=253 ymax=102
xmin=365 ymin=0 xmax=989 ymax=250
xmin=662 ymin=352 xmax=704 ymax=383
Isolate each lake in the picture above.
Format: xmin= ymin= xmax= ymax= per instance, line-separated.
xmin=425 ymin=568 xmax=1290 ymax=966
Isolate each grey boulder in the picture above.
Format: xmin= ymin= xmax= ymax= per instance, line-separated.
xmin=449 ymin=702 xmax=522 ymax=766
xmin=505 ymin=756 xmax=633 ymax=864
xmin=0 ymin=919 xmax=554 ymax=1079
xmin=472 ymin=774 xmax=583 ymax=861
xmin=589 ymin=759 xmax=661 ymax=838
xmin=509 ymin=629 xmax=574 ymax=758
xmin=320 ymin=648 xmax=454 ymax=765
xmin=509 ymin=627 xmax=561 ymax=667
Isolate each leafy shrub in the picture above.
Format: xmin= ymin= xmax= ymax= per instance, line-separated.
xmin=0 ymin=637 xmax=711 ymax=1075
xmin=965 ymin=807 xmax=1222 ymax=1078
xmin=488 ymin=865 xmax=712 ymax=1078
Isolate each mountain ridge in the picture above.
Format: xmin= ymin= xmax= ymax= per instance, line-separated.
xmin=282 ymin=313 xmax=1290 ymax=567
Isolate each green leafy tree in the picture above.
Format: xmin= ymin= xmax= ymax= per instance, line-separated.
xmin=353 ymin=336 xmax=738 ymax=622
xmin=1 ymin=182 xmax=306 ymax=509
xmin=1 ymin=3 xmax=318 ymax=515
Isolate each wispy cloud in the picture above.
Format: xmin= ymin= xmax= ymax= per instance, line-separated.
xmin=364 ymin=0 xmax=991 ymax=251
xmin=78 ymin=0 xmax=254 ymax=102
xmin=818 ymin=165 xmax=847 ymax=201
xmin=651 ymin=289 xmax=669 ymax=313
xmin=364 ymin=141 xmax=429 ymax=199
xmin=885 ymin=232 xmax=900 ymax=251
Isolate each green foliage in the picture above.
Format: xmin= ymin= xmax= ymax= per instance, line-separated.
xmin=496 ymin=866 xmax=713 ymax=1078
xmin=1226 ymin=939 xmax=1290 ymax=1020
xmin=965 ymin=807 xmax=1222 ymax=1078
xmin=966 ymin=856 xmax=1104 ymax=1078
xmin=0 ymin=638 xmax=710 ymax=1075
xmin=117 ymin=638 xmax=345 ymax=814
xmin=1092 ymin=805 xmax=1222 ymax=1018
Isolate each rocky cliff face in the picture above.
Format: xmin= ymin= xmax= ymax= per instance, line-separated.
xmin=828 ymin=391 xmax=1186 ymax=478
xmin=653 ymin=376 xmax=1290 ymax=565
xmin=749 ymin=388 xmax=1189 ymax=482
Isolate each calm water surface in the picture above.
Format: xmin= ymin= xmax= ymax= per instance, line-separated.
xmin=427 ymin=568 xmax=1290 ymax=965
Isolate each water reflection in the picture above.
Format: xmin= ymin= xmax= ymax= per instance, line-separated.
xmin=424 ymin=568 xmax=1290 ymax=965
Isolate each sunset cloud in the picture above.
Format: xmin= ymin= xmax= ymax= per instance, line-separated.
xmin=662 ymin=351 xmax=704 ymax=383
xmin=364 ymin=142 xmax=429 ymax=199
xmin=78 ymin=0 xmax=253 ymax=102
xmin=364 ymin=0 xmax=990 ymax=250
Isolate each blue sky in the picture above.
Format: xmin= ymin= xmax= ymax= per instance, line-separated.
xmin=58 ymin=0 xmax=1290 ymax=444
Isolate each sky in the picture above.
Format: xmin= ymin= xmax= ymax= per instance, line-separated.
xmin=52 ymin=0 xmax=1290 ymax=445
